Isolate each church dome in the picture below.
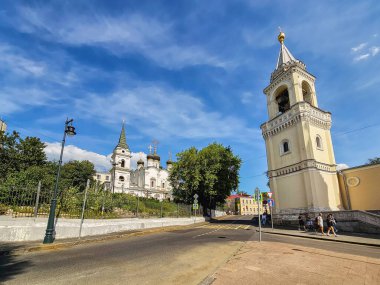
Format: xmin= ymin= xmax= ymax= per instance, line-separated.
xmin=166 ymin=159 xmax=173 ymax=165
xmin=137 ymin=159 xmax=144 ymax=165
xmin=147 ymin=153 xmax=160 ymax=161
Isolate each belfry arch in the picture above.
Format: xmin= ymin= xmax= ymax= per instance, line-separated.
xmin=302 ymin=81 xmax=314 ymax=106
xmin=275 ymin=86 xmax=290 ymax=114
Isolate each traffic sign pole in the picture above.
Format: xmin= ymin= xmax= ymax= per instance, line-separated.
xmin=255 ymin=187 xmax=261 ymax=242
xmin=271 ymin=204 xmax=274 ymax=229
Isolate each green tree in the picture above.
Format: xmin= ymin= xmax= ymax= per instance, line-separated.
xmin=366 ymin=157 xmax=380 ymax=165
xmin=60 ymin=160 xmax=96 ymax=191
xmin=18 ymin=136 xmax=47 ymax=170
xmin=169 ymin=143 xmax=241 ymax=214
xmin=0 ymin=131 xmax=46 ymax=181
xmin=0 ymin=131 xmax=21 ymax=181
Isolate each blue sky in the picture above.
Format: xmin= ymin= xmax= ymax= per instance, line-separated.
xmin=1 ymin=0 xmax=379 ymax=194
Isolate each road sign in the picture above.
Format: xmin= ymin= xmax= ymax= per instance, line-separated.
xmin=268 ymin=192 xmax=273 ymax=199
xmin=268 ymin=199 xmax=275 ymax=207
xmin=193 ymin=203 xmax=199 ymax=210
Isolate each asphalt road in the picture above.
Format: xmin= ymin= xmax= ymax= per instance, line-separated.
xmin=1 ymin=215 xmax=379 ymax=285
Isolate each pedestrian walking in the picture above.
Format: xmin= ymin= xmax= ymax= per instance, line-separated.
xmin=317 ymin=213 xmax=325 ymax=236
xmin=305 ymin=214 xmax=314 ymax=231
xmin=326 ymin=214 xmax=338 ymax=237
xmin=298 ymin=214 xmax=306 ymax=231
xmin=262 ymin=212 xmax=267 ymax=226
xmin=332 ymin=214 xmax=338 ymax=233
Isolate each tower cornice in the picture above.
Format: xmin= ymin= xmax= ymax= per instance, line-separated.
xmin=264 ymin=64 xmax=316 ymax=95
xmin=260 ymin=101 xmax=332 ymax=139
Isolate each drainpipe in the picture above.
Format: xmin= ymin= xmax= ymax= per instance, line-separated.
xmin=338 ymin=171 xmax=351 ymax=210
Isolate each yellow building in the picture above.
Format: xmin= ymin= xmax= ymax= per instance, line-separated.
xmin=226 ymin=195 xmax=270 ymax=215
xmin=260 ymin=32 xmax=342 ymax=214
xmin=338 ymin=163 xmax=380 ymax=211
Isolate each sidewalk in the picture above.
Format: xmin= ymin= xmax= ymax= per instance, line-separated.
xmin=258 ymin=226 xmax=380 ymax=247
xmin=207 ymin=241 xmax=380 ymax=285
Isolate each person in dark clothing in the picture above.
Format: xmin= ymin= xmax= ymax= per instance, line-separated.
xmin=298 ymin=214 xmax=306 ymax=231
xmin=326 ymin=213 xmax=338 ymax=237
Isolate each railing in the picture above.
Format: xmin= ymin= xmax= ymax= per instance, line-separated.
xmin=0 ymin=183 xmax=203 ymax=219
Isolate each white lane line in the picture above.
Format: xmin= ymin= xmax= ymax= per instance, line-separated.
xmin=193 ymin=216 xmax=247 ymax=238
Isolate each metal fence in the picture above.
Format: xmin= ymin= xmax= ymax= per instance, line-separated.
xmin=0 ymin=182 xmax=204 ymax=219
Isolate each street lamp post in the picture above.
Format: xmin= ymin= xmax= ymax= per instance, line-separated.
xmin=43 ymin=118 xmax=76 ymax=244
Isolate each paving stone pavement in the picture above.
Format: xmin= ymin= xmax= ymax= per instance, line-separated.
xmin=209 ymin=241 xmax=380 ymax=285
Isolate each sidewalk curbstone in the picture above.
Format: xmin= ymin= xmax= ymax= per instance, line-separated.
xmin=259 ymin=229 xmax=380 ymax=247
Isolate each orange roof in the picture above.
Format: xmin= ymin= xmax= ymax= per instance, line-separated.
xmin=227 ymin=194 xmax=251 ymax=199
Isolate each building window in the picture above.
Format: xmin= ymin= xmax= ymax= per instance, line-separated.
xmin=316 ymin=135 xmax=323 ymax=150
xmin=162 ymin=182 xmax=165 ymax=188
xmin=97 ymin=175 xmax=101 ymax=180
xmin=119 ymin=176 xmax=125 ymax=182
xmin=106 ymin=176 xmax=109 ymax=181
xmin=280 ymin=139 xmax=290 ymax=155
xmin=283 ymin=141 xmax=289 ymax=152
xmin=120 ymin=159 xmax=125 ymax=168
xmin=150 ymin=179 xmax=156 ymax=188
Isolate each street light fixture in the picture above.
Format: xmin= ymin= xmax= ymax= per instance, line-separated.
xmin=43 ymin=118 xmax=76 ymax=244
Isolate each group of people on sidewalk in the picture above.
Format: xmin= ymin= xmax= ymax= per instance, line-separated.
xmin=298 ymin=213 xmax=338 ymax=237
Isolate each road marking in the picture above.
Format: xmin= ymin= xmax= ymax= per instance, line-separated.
xmin=193 ymin=217 xmax=249 ymax=237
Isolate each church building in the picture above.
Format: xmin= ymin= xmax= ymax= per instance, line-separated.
xmin=94 ymin=124 xmax=173 ymax=201
xmin=260 ymin=32 xmax=342 ymax=214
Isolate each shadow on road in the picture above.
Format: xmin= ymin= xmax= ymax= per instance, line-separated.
xmin=0 ymin=244 xmax=32 ymax=282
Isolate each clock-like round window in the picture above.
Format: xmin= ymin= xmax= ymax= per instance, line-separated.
xmin=347 ymin=176 xmax=360 ymax=187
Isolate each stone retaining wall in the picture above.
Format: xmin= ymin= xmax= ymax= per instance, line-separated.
xmin=273 ymin=210 xmax=380 ymax=234
xmin=0 ymin=216 xmax=207 ymax=242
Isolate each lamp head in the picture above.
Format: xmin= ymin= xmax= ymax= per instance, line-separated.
xmin=65 ymin=125 xmax=76 ymax=136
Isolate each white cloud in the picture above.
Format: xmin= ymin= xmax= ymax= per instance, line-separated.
xmin=11 ymin=6 xmax=227 ymax=69
xmin=0 ymin=44 xmax=45 ymax=76
xmin=336 ymin=163 xmax=349 ymax=171
xmin=354 ymin=53 xmax=370 ymax=62
xmin=241 ymin=91 xmax=255 ymax=104
xmin=45 ymin=142 xmax=112 ymax=171
xmin=351 ymin=43 xmax=367 ymax=52
xmin=74 ymin=85 xmax=259 ymax=143
xmin=370 ymin=46 xmax=380 ymax=56
xmin=45 ymin=142 xmax=150 ymax=172
xmin=0 ymin=87 xmax=57 ymax=115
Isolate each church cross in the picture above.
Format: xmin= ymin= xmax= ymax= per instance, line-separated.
xmin=148 ymin=145 xmax=153 ymax=154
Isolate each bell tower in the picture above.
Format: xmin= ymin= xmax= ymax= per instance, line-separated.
xmin=260 ymin=32 xmax=342 ymax=214
xmin=111 ymin=122 xmax=132 ymax=192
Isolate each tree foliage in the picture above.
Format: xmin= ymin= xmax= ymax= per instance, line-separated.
xmin=0 ymin=131 xmax=46 ymax=181
xmin=366 ymin=157 xmax=380 ymax=165
xmin=0 ymin=130 xmax=95 ymax=196
xmin=169 ymin=143 xmax=241 ymax=213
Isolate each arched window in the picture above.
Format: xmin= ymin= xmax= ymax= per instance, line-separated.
xmin=120 ymin=159 xmax=125 ymax=168
xmin=302 ymin=81 xmax=313 ymax=105
xmin=150 ymin=178 xmax=156 ymax=188
xmin=276 ymin=88 xmax=290 ymax=114
xmin=280 ymin=139 xmax=290 ymax=155
xmin=119 ymin=176 xmax=125 ymax=182
xmin=316 ymin=135 xmax=323 ymax=150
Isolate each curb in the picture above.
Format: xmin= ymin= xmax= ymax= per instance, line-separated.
xmin=260 ymin=230 xmax=380 ymax=247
